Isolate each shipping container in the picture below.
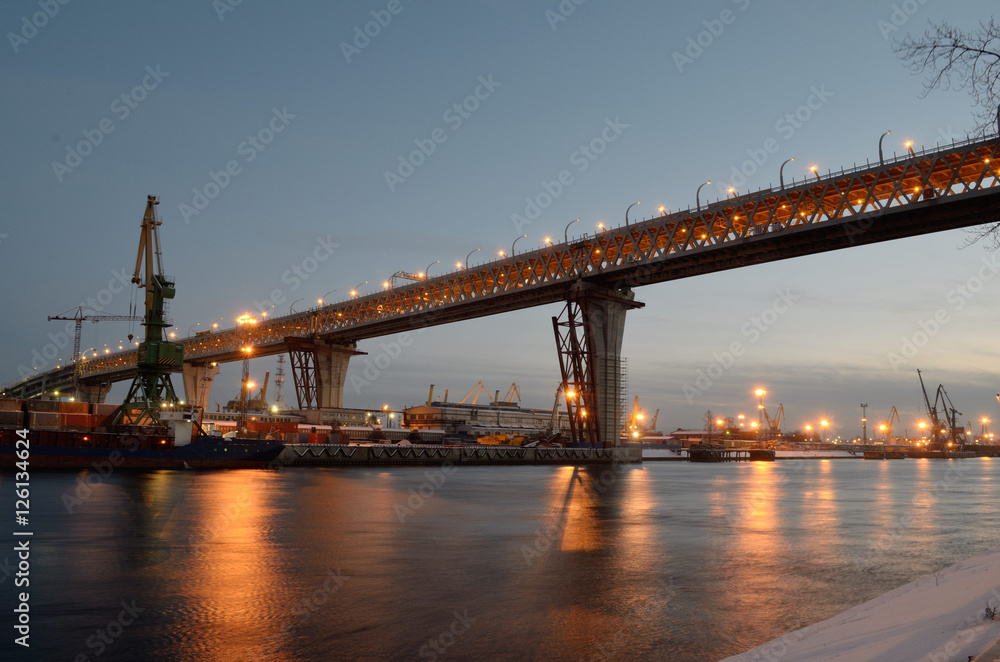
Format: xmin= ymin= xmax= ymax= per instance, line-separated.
xmin=0 ymin=398 xmax=21 ymax=412
xmin=0 ymin=411 xmax=24 ymax=427
xmin=28 ymin=400 xmax=60 ymax=413
xmin=29 ymin=412 xmax=61 ymax=427
xmin=61 ymin=413 xmax=93 ymax=428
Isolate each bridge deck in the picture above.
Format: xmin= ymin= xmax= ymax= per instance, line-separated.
xmin=5 ymin=136 xmax=999 ymax=398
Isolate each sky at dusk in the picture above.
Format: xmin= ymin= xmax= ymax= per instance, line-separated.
xmin=2 ymin=0 xmax=999 ymax=439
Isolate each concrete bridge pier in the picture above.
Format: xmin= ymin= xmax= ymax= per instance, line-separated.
xmin=76 ymin=382 xmax=111 ymax=404
xmin=286 ymin=337 xmax=364 ymax=410
xmin=554 ymin=282 xmax=643 ymax=447
xmin=182 ymin=362 xmax=221 ymax=411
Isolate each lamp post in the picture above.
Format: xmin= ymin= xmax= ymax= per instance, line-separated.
xmin=809 ymin=165 xmax=821 ymax=181
xmin=779 ymin=157 xmax=795 ymax=188
xmin=905 ymin=140 xmax=915 ymax=157
xmin=564 ymin=218 xmax=580 ymax=244
xmin=511 ymin=234 xmax=527 ymax=256
xmin=464 ymin=248 xmax=480 ymax=269
xmin=755 ymin=388 xmax=766 ymax=441
xmin=318 ymin=289 xmax=337 ymax=306
xmin=860 ymin=403 xmax=868 ymax=443
xmin=696 ymin=181 xmax=711 ymax=212
xmin=350 ymin=281 xmax=367 ymax=298
xmin=289 ymin=298 xmax=302 ymax=314
xmin=625 ymin=201 xmax=640 ymax=226
xmin=425 ymin=260 xmax=440 ymax=278
xmin=879 ymin=130 xmax=892 ymax=165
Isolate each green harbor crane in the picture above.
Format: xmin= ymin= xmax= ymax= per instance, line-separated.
xmin=113 ymin=196 xmax=184 ymax=426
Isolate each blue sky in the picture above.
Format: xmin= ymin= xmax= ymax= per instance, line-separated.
xmin=2 ymin=0 xmax=999 ymax=438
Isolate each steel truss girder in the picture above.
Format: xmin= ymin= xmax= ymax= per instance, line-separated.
xmin=9 ymin=136 xmax=1000 ymax=395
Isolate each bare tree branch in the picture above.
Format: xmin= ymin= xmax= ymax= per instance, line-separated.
xmin=895 ymin=18 xmax=1000 ymax=248
xmin=894 ymin=18 xmax=1000 ymax=136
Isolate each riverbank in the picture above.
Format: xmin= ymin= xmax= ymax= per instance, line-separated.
xmin=721 ymin=545 xmax=1000 ymax=662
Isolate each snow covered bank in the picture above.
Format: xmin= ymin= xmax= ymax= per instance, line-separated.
xmin=721 ymin=546 xmax=1000 ymax=662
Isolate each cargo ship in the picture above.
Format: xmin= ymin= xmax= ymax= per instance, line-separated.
xmin=0 ymin=398 xmax=284 ymax=470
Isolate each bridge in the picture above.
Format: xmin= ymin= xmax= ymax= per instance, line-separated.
xmin=5 ymin=134 xmax=999 ymax=445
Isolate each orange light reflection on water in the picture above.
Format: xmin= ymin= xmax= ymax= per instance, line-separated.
xmin=170 ymin=472 xmax=294 ymax=661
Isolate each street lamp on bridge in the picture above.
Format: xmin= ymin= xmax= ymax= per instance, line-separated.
xmin=879 ymin=130 xmax=892 ymax=165
xmin=350 ymin=281 xmax=367 ymax=298
xmin=511 ymin=234 xmax=528 ymax=256
xmin=289 ymin=298 xmax=302 ymax=314
xmin=424 ymin=261 xmax=440 ymax=278
xmin=464 ymin=248 xmax=480 ymax=269
xmin=625 ymin=201 xmax=640 ymax=226
xmin=564 ymin=218 xmax=580 ymax=244
xmin=318 ymin=289 xmax=337 ymax=305
xmin=696 ymin=181 xmax=711 ymax=212
xmin=779 ymin=157 xmax=795 ymax=188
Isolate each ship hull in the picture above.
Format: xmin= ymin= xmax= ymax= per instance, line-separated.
xmin=1 ymin=428 xmax=284 ymax=470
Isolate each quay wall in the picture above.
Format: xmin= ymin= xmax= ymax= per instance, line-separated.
xmin=277 ymin=444 xmax=642 ymax=467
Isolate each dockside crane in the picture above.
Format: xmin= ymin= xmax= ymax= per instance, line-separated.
xmin=547 ymin=383 xmax=563 ymax=436
xmin=459 ymin=381 xmax=486 ymax=405
xmin=762 ymin=404 xmax=785 ymax=439
xmin=112 ymin=196 xmax=185 ymax=426
xmin=501 ymin=383 xmax=521 ymax=403
xmin=917 ymin=370 xmax=967 ymax=450
xmin=48 ymin=306 xmax=143 ymax=396
xmin=878 ymin=406 xmax=901 ymax=443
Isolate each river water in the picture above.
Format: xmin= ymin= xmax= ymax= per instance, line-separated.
xmin=2 ymin=457 xmax=999 ymax=661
